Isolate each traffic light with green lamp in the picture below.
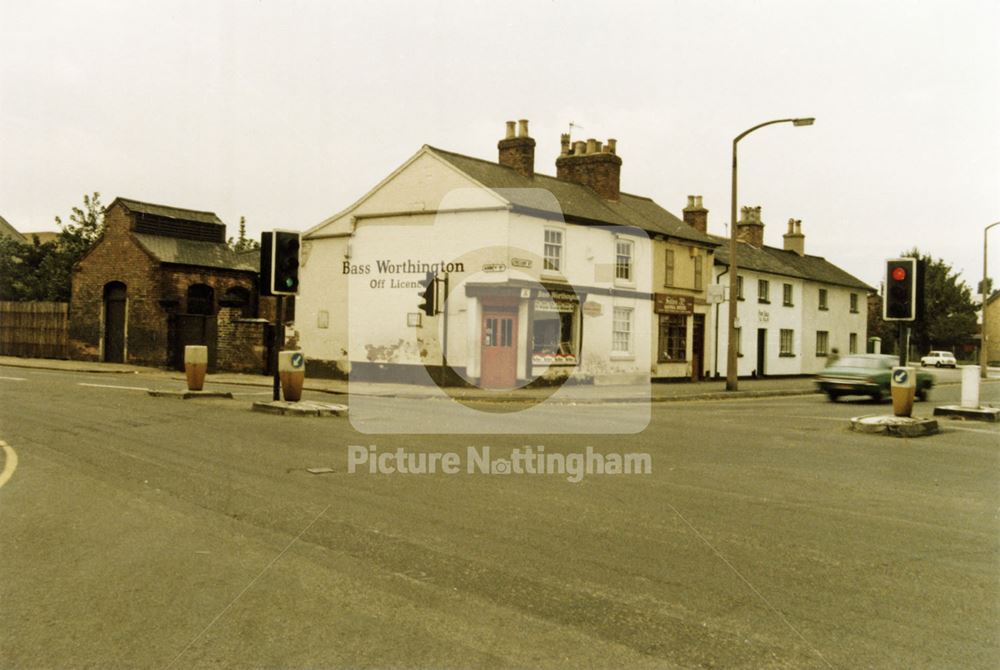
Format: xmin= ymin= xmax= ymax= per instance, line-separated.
xmin=417 ymin=271 xmax=437 ymax=316
xmin=883 ymin=258 xmax=917 ymax=321
xmin=259 ymin=230 xmax=301 ymax=296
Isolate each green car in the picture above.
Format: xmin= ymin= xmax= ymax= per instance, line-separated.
xmin=815 ymin=354 xmax=934 ymax=402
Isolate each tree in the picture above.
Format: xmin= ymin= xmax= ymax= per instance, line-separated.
xmin=871 ymin=249 xmax=978 ymax=356
xmin=228 ymin=216 xmax=259 ymax=252
xmin=0 ymin=193 xmax=104 ymax=302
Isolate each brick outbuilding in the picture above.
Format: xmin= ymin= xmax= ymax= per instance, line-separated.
xmin=70 ymin=197 xmax=274 ymax=372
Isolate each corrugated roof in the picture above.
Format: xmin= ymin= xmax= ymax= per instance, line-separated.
xmin=712 ymin=235 xmax=873 ymax=291
xmin=427 ymin=147 xmax=718 ymax=246
xmin=0 ymin=214 xmax=26 ymax=243
xmin=132 ymin=233 xmax=258 ymax=272
xmin=114 ymin=197 xmax=223 ymax=225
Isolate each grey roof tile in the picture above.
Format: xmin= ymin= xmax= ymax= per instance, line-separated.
xmin=711 ymin=235 xmax=873 ymax=291
xmin=427 ymin=147 xmax=718 ymax=246
xmin=115 ymin=197 xmax=223 ymax=225
xmin=132 ymin=233 xmax=258 ymax=271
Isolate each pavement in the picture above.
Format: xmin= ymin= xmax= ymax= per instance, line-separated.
xmin=3 ymin=354 xmax=993 ymax=405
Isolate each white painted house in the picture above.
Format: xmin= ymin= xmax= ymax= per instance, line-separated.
xmin=296 ymin=120 xmax=716 ymax=388
xmin=709 ymin=208 xmax=873 ymax=378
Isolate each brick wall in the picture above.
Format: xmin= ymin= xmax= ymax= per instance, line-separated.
xmin=216 ymin=306 xmax=269 ymax=373
xmin=70 ymin=202 xmax=165 ymax=364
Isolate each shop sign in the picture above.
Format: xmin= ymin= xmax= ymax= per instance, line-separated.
xmin=654 ymin=293 xmax=694 ymax=314
xmin=582 ymin=301 xmax=603 ymax=317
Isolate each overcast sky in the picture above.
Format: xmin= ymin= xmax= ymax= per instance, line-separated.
xmin=2 ymin=0 xmax=997 ymax=291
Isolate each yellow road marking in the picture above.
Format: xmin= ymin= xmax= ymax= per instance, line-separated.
xmin=0 ymin=440 xmax=18 ymax=489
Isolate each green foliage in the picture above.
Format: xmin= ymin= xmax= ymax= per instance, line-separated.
xmin=0 ymin=193 xmax=104 ymax=302
xmin=977 ymin=277 xmax=993 ymax=296
xmin=228 ymin=216 xmax=259 ymax=252
xmin=871 ymin=248 xmax=978 ymax=355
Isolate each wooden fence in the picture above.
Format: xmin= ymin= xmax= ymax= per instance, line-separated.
xmin=0 ymin=301 xmax=70 ymax=359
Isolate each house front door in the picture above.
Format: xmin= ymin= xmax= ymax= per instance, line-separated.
xmin=480 ymin=306 xmax=518 ymax=389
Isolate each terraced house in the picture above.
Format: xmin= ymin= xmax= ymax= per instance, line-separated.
xmin=297 ymin=120 xmax=718 ymax=387
xmin=710 ymin=207 xmax=873 ymax=378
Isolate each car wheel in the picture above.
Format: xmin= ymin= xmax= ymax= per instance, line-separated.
xmin=871 ymin=387 xmax=884 ymax=403
xmin=935 ymin=362 xmax=942 ymax=368
xmin=921 ymin=361 xmax=927 ymax=367
xmin=827 ymin=391 xmax=839 ymax=402
xmin=917 ymin=387 xmax=928 ymax=401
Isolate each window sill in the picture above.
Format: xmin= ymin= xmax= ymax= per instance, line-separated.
xmin=657 ymin=358 xmax=688 ymax=364
xmin=850 ymin=310 xmax=859 ymax=314
xmin=816 ymin=353 xmax=829 ymax=357
xmin=818 ymin=307 xmax=829 ymax=311
xmin=541 ymin=273 xmax=568 ymax=283
xmin=758 ymin=300 xmax=770 ymax=305
xmin=783 ymin=303 xmax=794 ymax=307
xmin=779 ymin=353 xmax=796 ymax=358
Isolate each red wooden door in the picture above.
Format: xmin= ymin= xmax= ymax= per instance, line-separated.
xmin=480 ymin=307 xmax=518 ymax=389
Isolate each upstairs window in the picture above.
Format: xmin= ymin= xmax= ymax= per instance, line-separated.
xmin=818 ymin=288 xmax=828 ymax=310
xmin=615 ymin=239 xmax=633 ymax=282
xmin=544 ymin=228 xmax=563 ymax=272
xmin=850 ymin=293 xmax=859 ymax=313
xmin=693 ymin=256 xmax=703 ymax=290
xmin=664 ymin=249 xmax=675 ymax=286
xmin=758 ymin=279 xmax=770 ymax=304
xmin=783 ymin=283 xmax=793 ymax=306
xmin=736 ymin=275 xmax=745 ymax=300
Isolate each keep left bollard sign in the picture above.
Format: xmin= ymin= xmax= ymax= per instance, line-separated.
xmin=279 ymin=350 xmax=306 ymax=402
xmin=891 ymin=366 xmax=915 ymax=417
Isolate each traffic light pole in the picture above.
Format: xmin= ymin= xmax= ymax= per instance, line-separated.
xmin=272 ymin=295 xmax=284 ymax=401
xmin=898 ymin=322 xmax=909 ymax=367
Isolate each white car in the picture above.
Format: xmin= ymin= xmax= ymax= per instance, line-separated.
xmin=920 ymin=351 xmax=957 ymax=368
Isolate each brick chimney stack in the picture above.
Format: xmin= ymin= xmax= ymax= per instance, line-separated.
xmin=783 ymin=218 xmax=805 ymax=255
xmin=736 ymin=206 xmax=765 ymax=248
xmin=555 ymin=133 xmax=622 ymax=200
xmin=498 ymin=119 xmax=536 ymax=178
xmin=683 ymin=195 xmax=708 ymax=233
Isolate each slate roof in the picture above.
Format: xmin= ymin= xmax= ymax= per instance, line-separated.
xmin=711 ymin=235 xmax=874 ymax=291
xmin=132 ymin=233 xmax=258 ymax=272
xmin=426 ymin=146 xmax=718 ymax=247
xmin=0 ymin=214 xmax=26 ymax=243
xmin=114 ymin=197 xmax=223 ymax=225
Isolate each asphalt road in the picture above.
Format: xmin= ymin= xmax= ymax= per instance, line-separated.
xmin=0 ymin=365 xmax=997 ymax=669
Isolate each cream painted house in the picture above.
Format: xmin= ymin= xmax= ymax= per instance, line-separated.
xmin=710 ymin=208 xmax=873 ymax=378
xmin=297 ymin=121 xmax=717 ymax=387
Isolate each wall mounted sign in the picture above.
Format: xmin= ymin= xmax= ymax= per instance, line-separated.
xmin=582 ymin=301 xmax=603 ymax=317
xmin=510 ymin=258 xmax=532 ymax=268
xmin=654 ymin=293 xmax=694 ymax=314
xmin=482 ymin=263 xmax=507 ymax=273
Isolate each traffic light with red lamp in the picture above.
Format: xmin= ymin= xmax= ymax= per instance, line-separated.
xmin=883 ymin=258 xmax=917 ymax=321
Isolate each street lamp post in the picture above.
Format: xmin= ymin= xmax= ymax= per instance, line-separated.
xmin=982 ymin=221 xmax=1000 ymax=378
xmin=726 ymin=117 xmax=815 ymax=391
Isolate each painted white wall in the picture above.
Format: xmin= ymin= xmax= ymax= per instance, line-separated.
xmin=711 ymin=264 xmax=867 ymax=377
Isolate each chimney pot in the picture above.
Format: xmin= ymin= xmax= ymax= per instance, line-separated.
xmin=498 ymin=119 xmax=535 ymax=177
xmin=783 ymin=218 xmax=805 ymax=255
xmin=560 ymin=133 xmax=571 ymax=155
xmin=683 ymin=195 xmax=708 ymax=233
xmin=518 ymin=119 xmax=529 ymax=138
xmin=607 ymin=138 xmax=617 ymax=154
xmin=736 ymin=205 xmax=765 ymax=248
xmin=556 ymin=130 xmax=623 ymax=200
